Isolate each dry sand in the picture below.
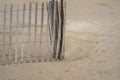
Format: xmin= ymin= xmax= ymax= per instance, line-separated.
xmin=0 ymin=0 xmax=120 ymax=80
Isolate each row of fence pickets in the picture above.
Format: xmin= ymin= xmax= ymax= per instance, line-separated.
xmin=0 ymin=0 xmax=66 ymax=65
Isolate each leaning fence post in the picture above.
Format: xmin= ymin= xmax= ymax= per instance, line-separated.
xmin=55 ymin=0 xmax=60 ymax=59
xmin=15 ymin=4 xmax=19 ymax=63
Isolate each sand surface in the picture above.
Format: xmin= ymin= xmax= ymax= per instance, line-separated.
xmin=0 ymin=0 xmax=120 ymax=80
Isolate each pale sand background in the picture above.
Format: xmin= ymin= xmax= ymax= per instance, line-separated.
xmin=0 ymin=0 xmax=120 ymax=80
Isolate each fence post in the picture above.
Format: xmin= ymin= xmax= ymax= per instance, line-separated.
xmin=51 ymin=1 xmax=56 ymax=52
xmin=62 ymin=0 xmax=67 ymax=59
xmin=53 ymin=0 xmax=59 ymax=59
xmin=57 ymin=0 xmax=64 ymax=60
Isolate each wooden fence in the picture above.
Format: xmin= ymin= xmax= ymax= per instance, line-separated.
xmin=0 ymin=0 xmax=66 ymax=65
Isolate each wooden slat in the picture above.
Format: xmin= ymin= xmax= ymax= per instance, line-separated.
xmin=58 ymin=0 xmax=64 ymax=60
xmin=46 ymin=2 xmax=52 ymax=45
xmin=21 ymin=3 xmax=26 ymax=62
xmin=27 ymin=3 xmax=32 ymax=61
xmin=61 ymin=0 xmax=67 ymax=59
xmin=34 ymin=3 xmax=38 ymax=47
xmin=39 ymin=3 xmax=44 ymax=59
xmin=2 ymin=3 xmax=7 ymax=65
xmin=15 ymin=4 xmax=19 ymax=63
xmin=9 ymin=4 xmax=13 ymax=63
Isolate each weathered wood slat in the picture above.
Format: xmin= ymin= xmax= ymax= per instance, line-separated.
xmin=21 ymin=3 xmax=26 ymax=62
xmin=34 ymin=3 xmax=38 ymax=47
xmin=27 ymin=3 xmax=32 ymax=62
xmin=39 ymin=3 xmax=44 ymax=60
xmin=9 ymin=4 xmax=13 ymax=63
xmin=2 ymin=3 xmax=7 ymax=65
xmin=58 ymin=0 xmax=64 ymax=60
xmin=15 ymin=4 xmax=19 ymax=63
xmin=46 ymin=2 xmax=52 ymax=45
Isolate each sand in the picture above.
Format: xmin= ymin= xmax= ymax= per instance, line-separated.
xmin=0 ymin=0 xmax=120 ymax=80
